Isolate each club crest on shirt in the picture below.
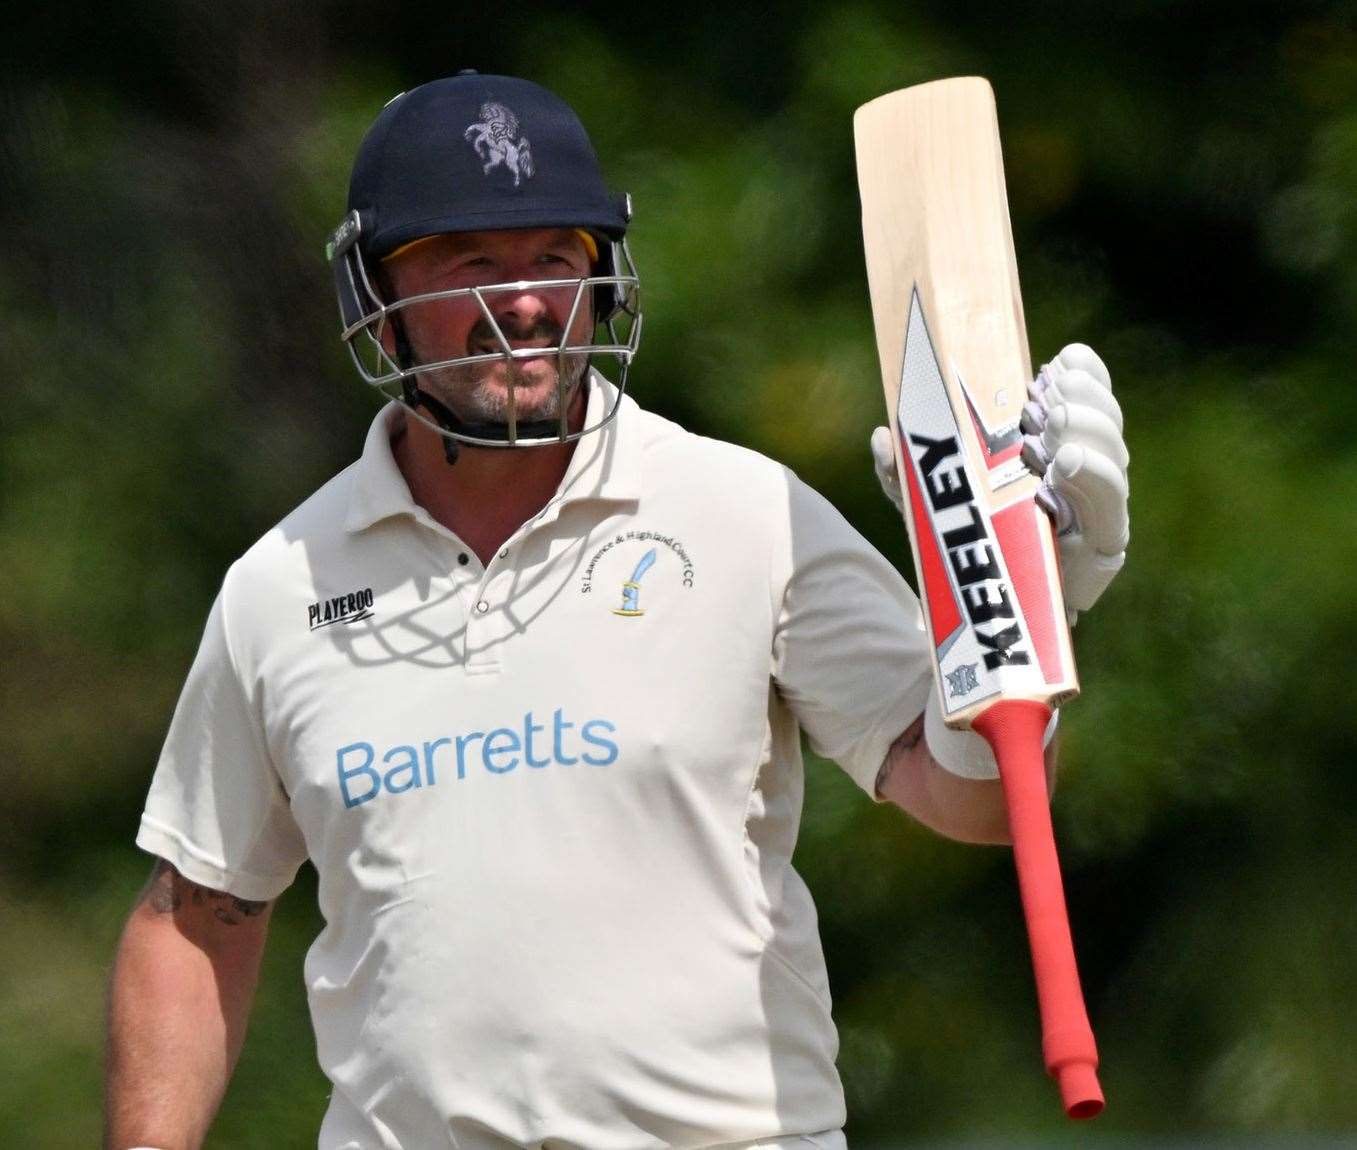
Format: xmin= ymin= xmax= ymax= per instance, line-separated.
xmin=612 ymin=548 xmax=657 ymax=616
xmin=580 ymin=530 xmax=695 ymax=616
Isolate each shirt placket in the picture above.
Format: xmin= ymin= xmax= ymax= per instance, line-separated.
xmin=460 ymin=496 xmax=573 ymax=675
xmin=462 ymin=543 xmax=505 ymax=676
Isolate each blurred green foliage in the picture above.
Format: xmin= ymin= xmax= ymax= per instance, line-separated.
xmin=3 ymin=2 xmax=1357 ymax=1146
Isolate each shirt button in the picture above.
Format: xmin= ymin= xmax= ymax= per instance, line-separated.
xmin=476 ymin=600 xmax=489 ymax=613
xmin=498 ymin=547 xmax=508 ymax=559
xmin=457 ymin=552 xmax=470 ymax=566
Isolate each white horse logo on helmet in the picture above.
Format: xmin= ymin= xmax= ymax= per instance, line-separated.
xmin=464 ymin=102 xmax=535 ymax=187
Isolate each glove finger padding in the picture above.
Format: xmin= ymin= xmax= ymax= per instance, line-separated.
xmin=1042 ymin=403 xmax=1129 ymax=473
xmin=1038 ymin=367 xmax=1124 ymax=432
xmin=871 ymin=425 xmax=904 ymax=513
xmin=1049 ymin=343 xmax=1111 ymax=390
xmin=1050 ymin=443 xmax=1130 ymax=554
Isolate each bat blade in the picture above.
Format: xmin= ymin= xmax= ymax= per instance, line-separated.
xmin=854 ymin=76 xmax=1102 ymax=1119
xmin=855 ymin=76 xmax=1077 ymax=725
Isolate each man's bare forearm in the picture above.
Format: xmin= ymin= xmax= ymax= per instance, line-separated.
xmin=875 ymin=715 xmax=1060 ymax=844
xmin=104 ymin=860 xmax=273 ymax=1150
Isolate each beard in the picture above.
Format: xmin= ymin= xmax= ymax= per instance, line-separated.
xmin=411 ymin=314 xmax=592 ymax=430
xmin=420 ymin=354 xmax=590 ymax=426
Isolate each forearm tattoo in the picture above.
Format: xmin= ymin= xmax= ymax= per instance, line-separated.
xmin=142 ymin=858 xmax=269 ymax=925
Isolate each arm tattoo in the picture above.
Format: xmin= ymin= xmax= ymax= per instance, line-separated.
xmin=142 ymin=858 xmax=269 ymax=925
xmin=190 ymin=884 xmax=269 ymax=926
xmin=892 ymin=724 xmax=923 ymax=753
xmin=876 ymin=717 xmax=924 ymax=795
xmin=145 ymin=858 xmax=181 ymax=913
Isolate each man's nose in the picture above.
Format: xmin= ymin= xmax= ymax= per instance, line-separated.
xmin=491 ymin=279 xmax=580 ymax=338
xmin=500 ymin=287 xmax=550 ymax=313
xmin=492 ymin=282 xmax=554 ymax=329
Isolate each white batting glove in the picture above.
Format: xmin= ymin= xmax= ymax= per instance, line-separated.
xmin=869 ymin=424 xmax=903 ymax=512
xmin=1019 ymin=343 xmax=1129 ymax=625
xmin=869 ymin=343 xmax=1129 ymax=627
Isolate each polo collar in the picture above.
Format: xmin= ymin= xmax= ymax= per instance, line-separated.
xmin=343 ymin=373 xmax=641 ymax=535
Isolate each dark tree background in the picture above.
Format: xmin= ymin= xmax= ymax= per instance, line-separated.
xmin=3 ymin=2 xmax=1356 ymax=1145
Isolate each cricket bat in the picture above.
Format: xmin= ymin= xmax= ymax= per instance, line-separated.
xmin=853 ymin=76 xmax=1103 ymax=1118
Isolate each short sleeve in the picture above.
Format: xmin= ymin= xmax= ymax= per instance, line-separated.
xmin=136 ymin=584 xmax=308 ymax=900
xmin=771 ymin=470 xmax=934 ymax=797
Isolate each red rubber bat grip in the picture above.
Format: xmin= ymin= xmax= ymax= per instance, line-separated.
xmin=971 ymin=699 xmax=1104 ymax=1119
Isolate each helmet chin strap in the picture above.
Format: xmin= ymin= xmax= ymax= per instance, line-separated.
xmin=392 ymin=317 xmax=462 ymax=466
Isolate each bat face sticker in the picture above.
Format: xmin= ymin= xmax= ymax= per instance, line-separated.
xmin=894 ymin=288 xmax=1040 ymax=715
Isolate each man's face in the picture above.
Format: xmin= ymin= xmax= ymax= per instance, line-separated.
xmin=381 ymin=228 xmax=596 ymax=428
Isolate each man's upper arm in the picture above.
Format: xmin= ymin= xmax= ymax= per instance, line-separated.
xmin=133 ymin=857 xmax=275 ymax=956
xmin=770 ymin=467 xmax=934 ymax=794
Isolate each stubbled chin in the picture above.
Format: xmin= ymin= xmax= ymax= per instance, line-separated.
xmin=470 ymin=363 xmax=575 ymax=421
xmin=486 ymin=358 xmax=558 ymax=387
xmin=416 ymin=355 xmax=588 ymax=425
xmin=483 ymin=364 xmax=564 ymax=400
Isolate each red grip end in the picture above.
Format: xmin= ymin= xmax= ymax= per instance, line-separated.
xmin=971 ymin=699 xmax=1104 ymax=1119
xmin=1056 ymin=1060 xmax=1104 ymax=1119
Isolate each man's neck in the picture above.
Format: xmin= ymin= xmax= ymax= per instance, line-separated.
xmin=392 ymin=404 xmax=581 ymax=566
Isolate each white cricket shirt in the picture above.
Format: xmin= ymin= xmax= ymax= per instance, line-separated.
xmin=138 ymin=376 xmax=934 ymax=1150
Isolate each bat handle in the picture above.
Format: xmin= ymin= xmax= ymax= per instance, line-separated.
xmin=971 ymin=700 xmax=1104 ymax=1120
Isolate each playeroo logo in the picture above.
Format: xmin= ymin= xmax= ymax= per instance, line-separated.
xmin=309 ymin=588 xmax=375 ymax=630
